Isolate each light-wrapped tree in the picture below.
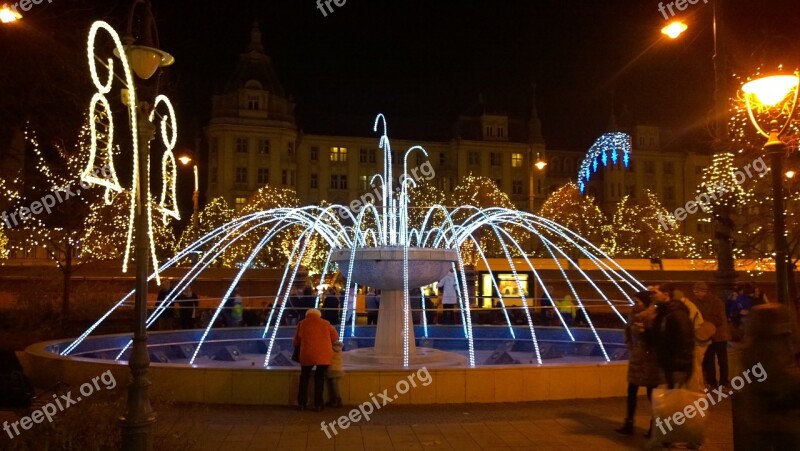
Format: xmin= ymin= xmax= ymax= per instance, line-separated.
xmin=539 ymin=182 xmax=614 ymax=255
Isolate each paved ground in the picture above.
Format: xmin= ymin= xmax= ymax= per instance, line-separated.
xmin=155 ymin=396 xmax=733 ymax=450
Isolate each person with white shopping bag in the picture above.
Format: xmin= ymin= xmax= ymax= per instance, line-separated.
xmin=648 ymin=283 xmax=706 ymax=449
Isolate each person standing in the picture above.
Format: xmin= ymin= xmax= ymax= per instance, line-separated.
xmin=156 ymin=280 xmax=175 ymax=330
xmin=366 ymin=288 xmax=380 ymax=325
xmin=555 ymin=294 xmax=576 ymax=326
xmin=326 ymin=341 xmax=344 ymax=408
xmin=650 ymin=283 xmax=694 ymax=388
xmin=322 ymin=288 xmax=340 ymax=325
xmin=175 ymin=285 xmax=199 ymax=330
xmin=294 ymin=308 xmax=338 ymax=411
xmin=297 ymin=286 xmax=315 ymax=322
xmin=437 ymin=268 xmax=458 ymax=325
xmin=693 ymin=282 xmax=730 ymax=389
xmin=615 ymin=290 xmax=663 ymax=436
xmin=674 ymin=289 xmax=711 ymax=393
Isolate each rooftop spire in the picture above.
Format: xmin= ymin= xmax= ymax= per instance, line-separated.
xmin=249 ymin=19 xmax=264 ymax=53
xmin=528 ymin=83 xmax=545 ymax=145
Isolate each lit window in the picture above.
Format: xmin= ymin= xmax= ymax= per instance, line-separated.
xmin=236 ymin=138 xmax=248 ymax=154
xmin=360 ymin=175 xmax=369 ymax=191
xmin=258 ymin=139 xmax=269 ymax=154
xmin=234 ymin=197 xmax=247 ymax=212
xmin=235 ymin=167 xmax=247 ymax=183
xmin=330 ymin=147 xmax=348 ymax=162
xmin=511 ymin=153 xmax=523 ymax=168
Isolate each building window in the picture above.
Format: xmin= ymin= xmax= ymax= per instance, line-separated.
xmin=663 ymin=162 xmax=673 ymax=175
xmin=486 ymin=126 xmax=493 ymax=137
xmin=258 ymin=139 xmax=269 ymax=154
xmin=236 ymin=138 xmax=248 ymax=154
xmin=439 ymin=152 xmax=446 ymax=166
xmin=512 ymin=180 xmax=523 ymax=195
xmin=359 ymin=175 xmax=369 ymax=191
xmin=360 ymin=148 xmax=369 ymax=163
xmin=664 ymin=186 xmax=675 ymax=202
xmin=234 ymin=197 xmax=247 ymax=212
xmin=498 ymin=127 xmax=504 ymax=138
xmin=490 ymin=153 xmax=500 ymax=166
xmin=511 ymin=153 xmax=523 ymax=168
xmin=310 ymin=173 xmax=318 ymax=189
xmin=235 ymin=167 xmax=247 ymax=184
xmin=247 ymin=95 xmax=259 ymax=110
xmin=330 ymin=147 xmax=348 ymax=162
xmin=441 ymin=177 xmax=454 ymax=192
xmin=644 ymin=161 xmax=655 ymax=174
xmin=310 ymin=146 xmax=318 ymax=161
xmin=468 ymin=152 xmax=479 ymax=165
xmin=257 ymin=168 xmax=269 ymax=184
xmin=281 ymin=170 xmax=294 ymax=186
xmin=330 ymin=174 xmax=348 ymax=190
xmin=369 ymin=149 xmax=376 ymax=163
xmin=287 ymin=141 xmax=294 ymax=155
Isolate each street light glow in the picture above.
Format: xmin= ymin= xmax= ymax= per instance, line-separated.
xmin=178 ymin=155 xmax=192 ymax=165
xmin=661 ymin=21 xmax=688 ymax=39
xmin=742 ymin=74 xmax=799 ymax=107
xmin=0 ymin=5 xmax=21 ymax=23
xmin=535 ymin=160 xmax=547 ymax=170
xmin=786 ymin=170 xmax=796 ymax=179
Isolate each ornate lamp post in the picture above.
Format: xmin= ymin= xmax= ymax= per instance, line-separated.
xmin=741 ymin=70 xmax=799 ymax=308
xmin=83 ymin=1 xmax=177 ymax=449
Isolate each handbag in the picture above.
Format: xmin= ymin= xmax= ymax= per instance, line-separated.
xmin=291 ymin=345 xmax=301 ymax=362
xmin=694 ymin=321 xmax=716 ymax=342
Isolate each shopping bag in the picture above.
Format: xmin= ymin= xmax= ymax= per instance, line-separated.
xmin=650 ymin=387 xmax=708 ymax=444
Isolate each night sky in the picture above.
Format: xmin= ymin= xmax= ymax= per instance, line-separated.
xmin=3 ymin=0 xmax=800 ymax=151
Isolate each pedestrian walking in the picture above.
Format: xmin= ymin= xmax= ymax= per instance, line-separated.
xmin=615 ymin=289 xmax=663 ymax=437
xmin=366 ymin=288 xmax=380 ymax=325
xmin=293 ymin=308 xmax=338 ymax=411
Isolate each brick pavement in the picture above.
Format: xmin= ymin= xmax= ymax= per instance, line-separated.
xmin=155 ymin=396 xmax=733 ymax=450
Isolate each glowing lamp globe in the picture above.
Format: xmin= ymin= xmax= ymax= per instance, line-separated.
xmin=661 ymin=21 xmax=688 ymax=40
xmin=534 ymin=160 xmax=547 ymax=170
xmin=0 ymin=5 xmax=21 ymax=23
xmin=114 ymin=45 xmax=174 ymax=80
xmin=178 ymin=155 xmax=192 ymax=165
xmin=742 ymin=74 xmax=799 ymax=107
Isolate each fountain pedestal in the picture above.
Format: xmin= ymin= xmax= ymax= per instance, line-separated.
xmin=332 ymin=247 xmax=467 ymax=367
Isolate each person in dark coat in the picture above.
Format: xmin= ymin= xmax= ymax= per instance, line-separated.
xmin=297 ymin=286 xmax=315 ymax=322
xmin=321 ymin=288 xmax=340 ymax=325
xmin=650 ymin=283 xmax=694 ymax=388
xmin=366 ymin=289 xmax=380 ymax=325
xmin=293 ymin=308 xmax=338 ymax=411
xmin=693 ymin=281 xmax=731 ymax=388
xmin=175 ymin=285 xmax=199 ymax=330
xmin=155 ymin=280 xmax=176 ymax=330
xmin=615 ymin=289 xmax=664 ymax=436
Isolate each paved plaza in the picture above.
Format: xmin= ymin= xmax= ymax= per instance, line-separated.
xmin=155 ymin=396 xmax=733 ymax=450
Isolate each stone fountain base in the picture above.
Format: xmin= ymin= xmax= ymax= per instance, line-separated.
xmin=342 ymin=347 xmax=467 ymax=368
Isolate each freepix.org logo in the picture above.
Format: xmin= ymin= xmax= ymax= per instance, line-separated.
xmin=336 ymin=160 xmax=435 ymax=219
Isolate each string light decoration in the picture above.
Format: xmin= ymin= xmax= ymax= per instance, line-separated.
xmin=0 ymin=121 xmax=112 ymax=315
xmin=577 ymin=132 xmax=632 ymax=194
xmin=612 ymin=191 xmax=696 ymax=258
xmin=539 ymin=182 xmax=615 ymax=254
xmin=0 ymin=227 xmax=8 ymax=261
xmin=84 ymin=20 xmax=178 ymax=283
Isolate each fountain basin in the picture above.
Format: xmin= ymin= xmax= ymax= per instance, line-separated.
xmin=330 ymin=247 xmax=457 ymax=290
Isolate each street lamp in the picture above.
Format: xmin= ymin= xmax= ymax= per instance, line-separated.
xmin=661 ymin=20 xmax=688 ymax=39
xmin=741 ymin=70 xmax=799 ymax=308
xmin=527 ymin=151 xmax=547 ymax=213
xmin=0 ymin=5 xmax=21 ymax=23
xmin=178 ymin=153 xmax=200 ymax=228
